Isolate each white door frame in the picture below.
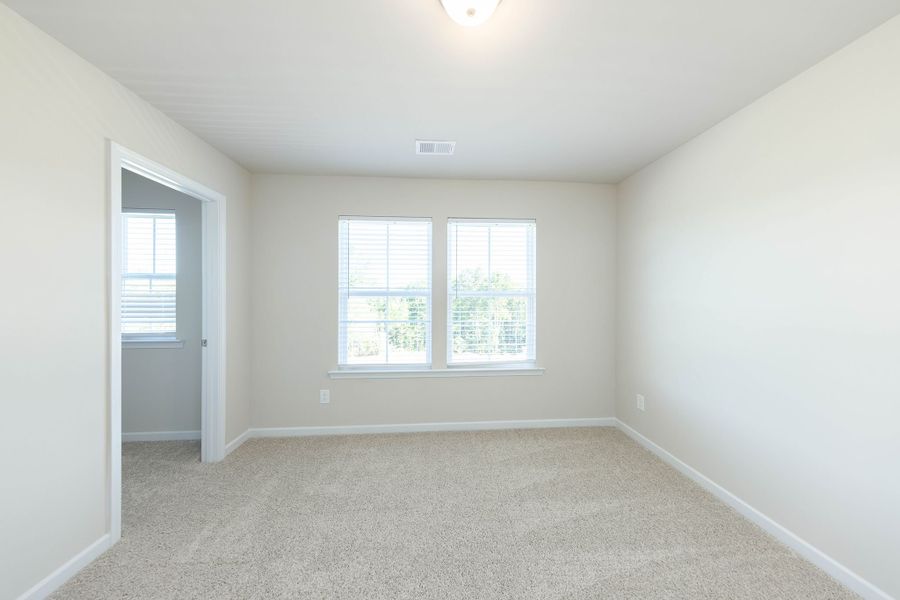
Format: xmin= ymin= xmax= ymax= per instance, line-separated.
xmin=108 ymin=141 xmax=227 ymax=543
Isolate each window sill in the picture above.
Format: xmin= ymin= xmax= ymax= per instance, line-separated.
xmin=122 ymin=338 xmax=184 ymax=349
xmin=328 ymin=367 xmax=545 ymax=380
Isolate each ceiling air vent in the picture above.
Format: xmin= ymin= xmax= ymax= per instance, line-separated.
xmin=416 ymin=140 xmax=456 ymax=156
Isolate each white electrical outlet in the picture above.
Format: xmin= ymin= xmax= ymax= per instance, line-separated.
xmin=636 ymin=394 xmax=646 ymax=412
xmin=319 ymin=390 xmax=330 ymax=404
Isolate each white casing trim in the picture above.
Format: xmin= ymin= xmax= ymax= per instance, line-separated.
xmin=15 ymin=535 xmax=111 ymax=600
xmin=615 ymin=419 xmax=894 ymax=600
xmin=107 ymin=141 xmax=229 ymax=575
xmin=122 ymin=430 xmax=201 ymax=442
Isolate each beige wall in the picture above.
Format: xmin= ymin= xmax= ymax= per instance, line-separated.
xmin=122 ymin=172 xmax=202 ymax=435
xmin=616 ymin=15 xmax=900 ymax=598
xmin=250 ymin=175 xmax=616 ymax=428
xmin=0 ymin=4 xmax=252 ymax=599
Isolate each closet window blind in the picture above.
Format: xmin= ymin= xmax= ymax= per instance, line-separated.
xmin=121 ymin=211 xmax=177 ymax=337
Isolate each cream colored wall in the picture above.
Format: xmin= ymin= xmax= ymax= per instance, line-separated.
xmin=616 ymin=15 xmax=900 ymax=598
xmin=250 ymin=175 xmax=616 ymax=429
xmin=0 ymin=5 xmax=252 ymax=599
xmin=122 ymin=172 xmax=202 ymax=435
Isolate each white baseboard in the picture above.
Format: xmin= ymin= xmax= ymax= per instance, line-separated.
xmin=248 ymin=417 xmax=616 ymax=440
xmin=615 ymin=419 xmax=893 ymax=600
xmin=225 ymin=428 xmax=251 ymax=457
xmin=122 ymin=430 xmax=201 ymax=442
xmin=15 ymin=534 xmax=111 ymax=600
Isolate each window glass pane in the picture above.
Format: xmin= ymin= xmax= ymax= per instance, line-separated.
xmin=124 ymin=216 xmax=154 ymax=274
xmin=347 ymin=220 xmax=387 ymax=289
xmin=449 ymin=226 xmax=488 ymax=293
xmin=387 ymin=296 xmax=428 ymax=322
xmin=448 ymin=220 xmax=535 ymax=364
xmin=387 ymin=322 xmax=427 ymax=364
xmin=450 ymin=296 xmax=529 ymax=362
xmin=339 ymin=218 xmax=432 ymax=367
xmin=388 ymin=221 xmax=431 ymax=290
xmin=490 ymin=225 xmax=529 ymax=290
xmin=345 ymin=322 xmax=386 ymax=364
xmin=154 ymin=217 xmax=177 ymax=274
xmin=347 ymin=296 xmax=386 ymax=321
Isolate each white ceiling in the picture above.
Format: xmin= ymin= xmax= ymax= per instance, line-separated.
xmin=7 ymin=0 xmax=900 ymax=182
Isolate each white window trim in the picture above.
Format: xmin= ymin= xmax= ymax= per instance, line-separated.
xmin=329 ymin=367 xmax=545 ymax=379
xmin=123 ymin=207 xmax=175 ymax=215
xmin=446 ymin=359 xmax=537 ymax=369
xmin=337 ymin=216 xmax=433 ymax=370
xmin=122 ymin=338 xmax=185 ymax=349
xmin=446 ymin=218 xmax=537 ymax=367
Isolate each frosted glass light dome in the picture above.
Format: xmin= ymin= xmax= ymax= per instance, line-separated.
xmin=440 ymin=0 xmax=502 ymax=27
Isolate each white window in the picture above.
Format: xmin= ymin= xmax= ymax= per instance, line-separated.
xmin=448 ymin=219 xmax=536 ymax=366
xmin=121 ymin=211 xmax=177 ymax=337
xmin=338 ymin=217 xmax=432 ymax=368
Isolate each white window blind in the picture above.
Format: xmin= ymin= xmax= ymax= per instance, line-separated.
xmin=448 ymin=219 xmax=536 ymax=365
xmin=338 ymin=217 xmax=432 ymax=367
xmin=121 ymin=211 xmax=176 ymax=337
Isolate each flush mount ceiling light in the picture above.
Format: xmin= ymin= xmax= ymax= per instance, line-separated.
xmin=439 ymin=0 xmax=502 ymax=27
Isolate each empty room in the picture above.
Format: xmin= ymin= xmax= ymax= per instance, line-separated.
xmin=1 ymin=1 xmax=898 ymax=599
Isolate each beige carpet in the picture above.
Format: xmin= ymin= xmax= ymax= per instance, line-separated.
xmin=52 ymin=428 xmax=856 ymax=599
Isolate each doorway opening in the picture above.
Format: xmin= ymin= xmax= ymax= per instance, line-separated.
xmin=108 ymin=142 xmax=226 ymax=544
